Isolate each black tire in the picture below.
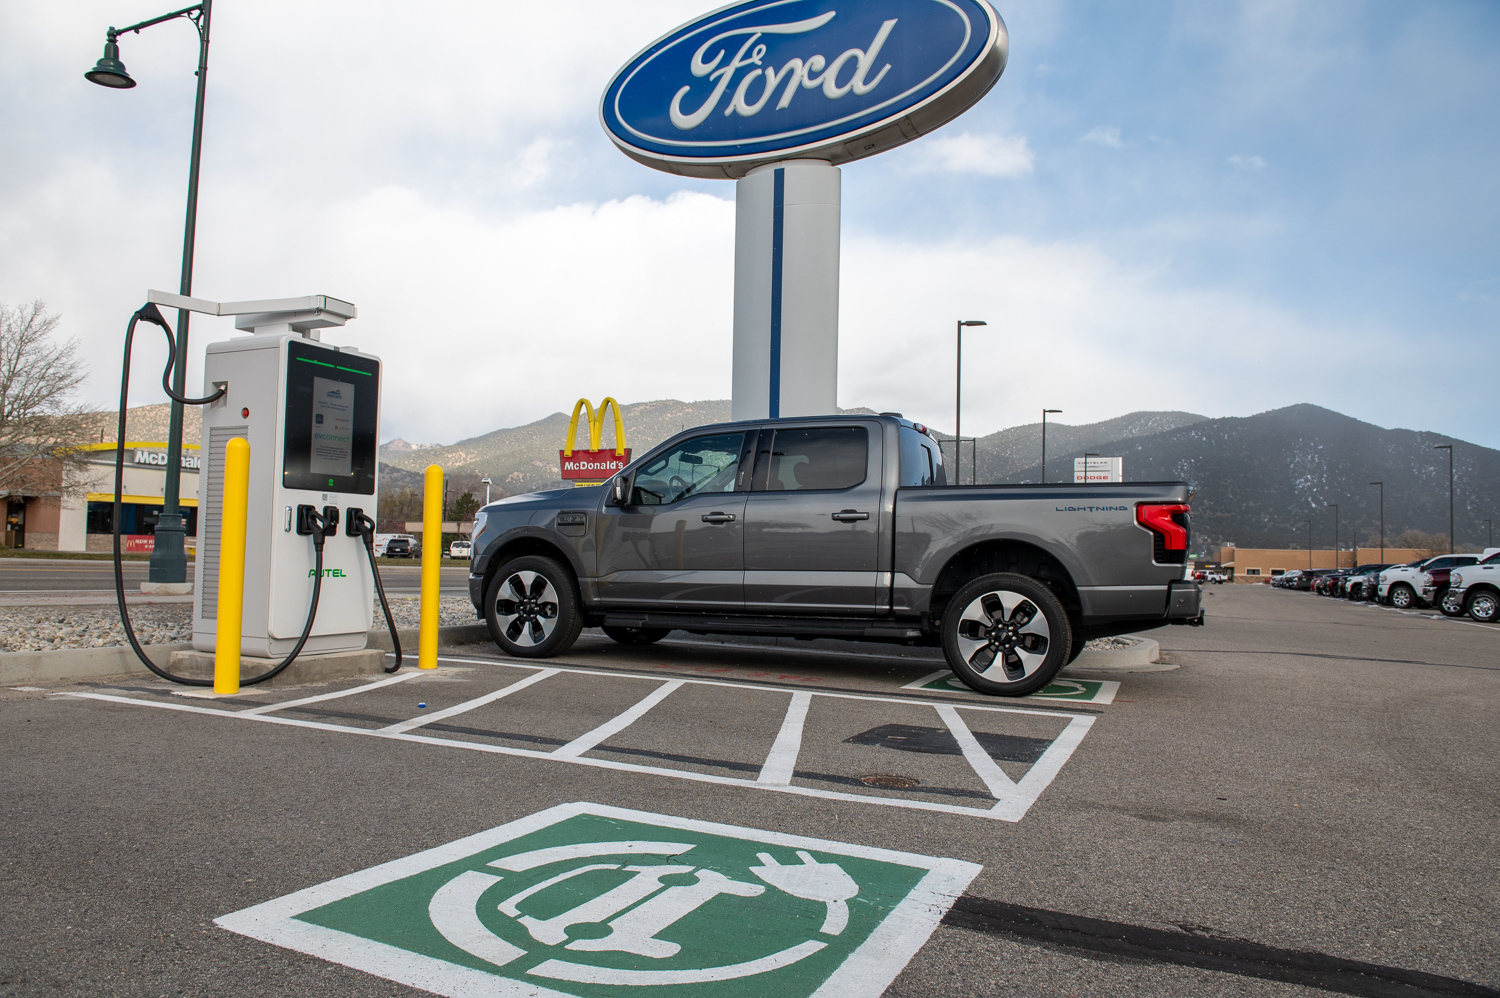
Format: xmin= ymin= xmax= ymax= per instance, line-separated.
xmin=1438 ymin=587 xmax=1467 ymax=618
xmin=484 ymin=555 xmax=583 ymax=658
xmin=941 ymin=573 xmax=1072 ymax=697
xmin=1466 ymin=589 xmax=1499 ymax=623
xmin=602 ymin=625 xmax=671 ymax=645
xmin=1389 ymin=583 xmax=1417 ymax=609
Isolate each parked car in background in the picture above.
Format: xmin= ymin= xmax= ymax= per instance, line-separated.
xmin=449 ymin=540 xmax=472 ymax=559
xmin=373 ymin=533 xmax=394 ymax=557
xmin=1274 ymin=570 xmax=1302 ymax=588
xmin=1448 ymin=550 xmax=1500 ymax=623
xmin=1292 ymin=569 xmax=1337 ymax=591
xmin=384 ymin=535 xmax=420 ymax=558
xmin=1379 ymin=555 xmax=1476 ymax=608
xmin=1420 ymin=554 xmax=1486 ymax=615
xmin=1340 ymin=564 xmax=1390 ymax=600
xmin=1314 ymin=570 xmax=1351 ymax=596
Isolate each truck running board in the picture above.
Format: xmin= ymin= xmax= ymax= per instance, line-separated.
xmin=601 ymin=613 xmax=926 ymax=644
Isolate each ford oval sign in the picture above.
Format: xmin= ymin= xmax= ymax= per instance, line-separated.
xmin=602 ymin=0 xmax=1008 ymax=178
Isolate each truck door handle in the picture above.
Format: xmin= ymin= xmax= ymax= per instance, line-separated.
xmin=832 ymin=509 xmax=869 ymax=521
xmin=701 ymin=512 xmax=736 ymax=523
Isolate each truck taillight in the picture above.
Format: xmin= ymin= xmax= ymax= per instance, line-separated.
xmin=1137 ymin=502 xmax=1191 ymax=564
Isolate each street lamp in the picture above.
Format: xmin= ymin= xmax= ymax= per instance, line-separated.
xmin=1433 ymin=444 xmax=1453 ymax=554
xmin=1080 ymin=452 xmax=1098 ymax=484
xmin=482 ymin=478 xmax=493 ymax=505
xmin=1370 ymin=481 xmax=1384 ymax=564
xmin=1304 ymin=519 xmax=1312 ymax=570
xmin=1325 ymin=503 xmax=1339 ymax=569
xmin=86 ymin=1 xmax=213 ymax=586
xmin=1039 ymin=409 xmax=1062 ymax=484
xmin=1483 ymin=518 xmax=1493 ymax=548
xmin=954 ymin=320 xmax=986 ymax=486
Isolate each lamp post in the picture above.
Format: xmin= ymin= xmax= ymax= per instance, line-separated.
xmin=1484 ymin=518 xmax=1493 ymax=548
xmin=1370 ymin=481 xmax=1384 ymax=563
xmin=1325 ymin=503 xmax=1339 ymax=568
xmin=1304 ymin=519 xmax=1312 ymax=570
xmin=1080 ymin=452 xmax=1098 ymax=484
xmin=482 ymin=478 xmax=493 ymax=506
xmin=1040 ymin=409 xmax=1062 ymax=484
xmin=86 ymin=1 xmax=213 ymax=587
xmin=954 ymin=320 xmax=986 ymax=487
xmin=1433 ymin=444 xmax=1453 ymax=554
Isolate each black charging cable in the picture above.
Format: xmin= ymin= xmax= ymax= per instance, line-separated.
xmin=347 ymin=509 xmax=402 ymax=673
xmin=111 ymin=303 xmax=325 ymax=687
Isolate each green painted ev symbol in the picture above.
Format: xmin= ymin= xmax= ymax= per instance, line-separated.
xmin=217 ymin=803 xmax=980 ymax=997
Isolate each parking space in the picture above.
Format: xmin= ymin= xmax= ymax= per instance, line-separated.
xmin=5 ymin=584 xmax=1499 ymax=997
xmin=67 ymin=655 xmax=1095 ymax=822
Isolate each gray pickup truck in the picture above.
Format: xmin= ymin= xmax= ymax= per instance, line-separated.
xmin=468 ymin=414 xmax=1202 ymax=695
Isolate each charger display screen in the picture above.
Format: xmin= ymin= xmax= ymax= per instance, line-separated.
xmin=282 ymin=339 xmax=378 ymax=495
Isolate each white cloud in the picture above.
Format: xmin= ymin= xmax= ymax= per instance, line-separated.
xmin=908 ymin=131 xmax=1035 ymax=178
xmin=1080 ymin=125 xmax=1125 ymax=148
xmin=1228 ymin=154 xmax=1267 ymax=170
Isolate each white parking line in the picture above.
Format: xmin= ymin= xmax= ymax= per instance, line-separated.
xmin=58 ymin=657 xmax=1096 ymax=823
xmin=552 ymin=679 xmax=684 ymax=759
xmin=237 ymin=671 xmax=421 ymax=715
xmin=377 ymin=669 xmax=559 ymax=734
xmin=757 ymin=691 xmax=812 ymax=786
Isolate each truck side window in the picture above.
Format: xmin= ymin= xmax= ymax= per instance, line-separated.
xmin=762 ymin=427 xmax=867 ymax=492
xmin=898 ymin=426 xmax=946 ymax=487
xmin=631 ymin=432 xmax=745 ymax=506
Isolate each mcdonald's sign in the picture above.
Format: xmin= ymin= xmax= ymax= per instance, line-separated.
xmin=559 ymin=398 xmax=632 ymax=484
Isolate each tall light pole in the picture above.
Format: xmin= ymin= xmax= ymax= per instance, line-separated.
xmin=1304 ymin=519 xmax=1312 ymax=570
xmin=86 ymin=1 xmax=213 ymax=587
xmin=1370 ymin=482 xmax=1384 ymax=563
xmin=1325 ymin=502 xmax=1339 ymax=568
xmin=1080 ymin=452 xmax=1098 ymax=484
xmin=1040 ymin=409 xmax=1062 ymax=484
xmin=954 ymin=320 xmax=986 ymax=486
xmin=482 ymin=477 xmax=493 ymax=506
xmin=1484 ymin=518 xmax=1493 ymax=548
xmin=1433 ymin=444 xmax=1453 ymax=554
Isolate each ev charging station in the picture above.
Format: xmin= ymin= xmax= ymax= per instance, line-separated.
xmin=144 ymin=290 xmax=382 ymax=660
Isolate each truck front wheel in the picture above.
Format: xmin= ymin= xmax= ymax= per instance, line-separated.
xmin=485 ymin=555 xmax=584 ymax=658
xmin=941 ymin=573 xmax=1072 ymax=696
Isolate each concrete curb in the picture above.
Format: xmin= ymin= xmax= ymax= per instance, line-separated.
xmin=1062 ymin=637 xmax=1174 ymax=674
xmin=0 ymin=623 xmax=495 ymax=687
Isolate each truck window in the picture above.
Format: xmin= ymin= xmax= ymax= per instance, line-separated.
xmin=759 ymin=427 xmax=867 ymax=492
xmin=631 ymin=432 xmax=745 ymax=506
xmin=898 ymin=426 xmax=946 ymax=486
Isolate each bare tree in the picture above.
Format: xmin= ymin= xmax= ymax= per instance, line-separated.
xmin=0 ymin=301 xmax=89 ymax=496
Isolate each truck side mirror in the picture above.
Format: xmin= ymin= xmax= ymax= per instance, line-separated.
xmin=607 ymin=473 xmax=630 ymax=507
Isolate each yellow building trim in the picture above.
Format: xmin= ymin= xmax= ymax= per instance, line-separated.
xmin=87 ymin=492 xmax=199 ymax=507
xmin=77 ymin=441 xmax=201 ymax=452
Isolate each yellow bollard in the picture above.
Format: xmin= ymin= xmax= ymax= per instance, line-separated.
xmin=214 ymin=437 xmax=251 ymax=694
xmin=419 ymin=464 xmax=443 ymax=669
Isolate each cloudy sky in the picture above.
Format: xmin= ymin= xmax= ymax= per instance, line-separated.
xmin=2 ymin=1 xmax=1497 ymax=448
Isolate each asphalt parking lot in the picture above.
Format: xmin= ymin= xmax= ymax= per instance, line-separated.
xmin=2 ymin=584 xmax=1497 ymax=997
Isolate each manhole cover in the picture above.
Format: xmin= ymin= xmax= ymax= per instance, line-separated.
xmin=859 ymin=774 xmax=920 ymax=789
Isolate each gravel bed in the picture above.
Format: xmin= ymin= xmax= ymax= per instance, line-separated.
xmin=1082 ymin=635 xmax=1142 ymax=650
xmin=0 ymin=596 xmax=479 ymax=652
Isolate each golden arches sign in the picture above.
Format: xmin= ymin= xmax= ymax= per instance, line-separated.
xmin=559 ymin=398 xmax=631 ymax=483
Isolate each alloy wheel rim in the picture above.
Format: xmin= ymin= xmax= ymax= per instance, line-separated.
xmin=1471 ymin=593 xmax=1497 ymax=620
xmin=494 ymin=570 xmax=560 ymax=646
xmin=954 ymin=589 xmax=1050 ymax=682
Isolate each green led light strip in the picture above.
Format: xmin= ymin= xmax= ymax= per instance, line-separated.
xmin=295 ymin=356 xmax=372 ymax=376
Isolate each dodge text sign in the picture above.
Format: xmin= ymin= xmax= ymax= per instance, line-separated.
xmin=560 ymin=449 xmax=632 ymax=481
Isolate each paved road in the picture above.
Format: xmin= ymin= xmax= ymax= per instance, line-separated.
xmin=1 ymin=585 xmax=1495 ymax=997
xmin=0 ymin=558 xmax=471 ymax=596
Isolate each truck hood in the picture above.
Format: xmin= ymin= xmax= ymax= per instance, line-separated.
xmin=483 ymin=486 xmax=602 ymax=512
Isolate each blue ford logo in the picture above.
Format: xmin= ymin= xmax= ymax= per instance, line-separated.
xmin=602 ymin=0 xmax=1008 ymax=177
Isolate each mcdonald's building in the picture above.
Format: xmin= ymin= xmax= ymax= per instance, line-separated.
xmin=560 ymin=398 xmax=631 ymax=486
xmin=1 ymin=442 xmax=200 ymax=553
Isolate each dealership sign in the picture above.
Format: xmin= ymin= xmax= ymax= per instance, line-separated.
xmin=1073 ymin=456 xmax=1123 ymax=484
xmin=601 ymin=0 xmax=1009 ymax=177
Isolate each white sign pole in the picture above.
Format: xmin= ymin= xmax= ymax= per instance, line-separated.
xmin=732 ymin=160 xmax=841 ymax=421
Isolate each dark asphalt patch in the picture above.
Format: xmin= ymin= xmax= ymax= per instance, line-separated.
xmin=844 ymin=723 xmax=1052 ymax=763
xmin=943 ymin=895 xmax=1500 ymax=998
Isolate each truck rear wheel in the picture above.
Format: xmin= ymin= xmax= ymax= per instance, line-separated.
xmin=485 ymin=555 xmax=583 ymax=658
xmin=941 ymin=573 xmax=1072 ymax=697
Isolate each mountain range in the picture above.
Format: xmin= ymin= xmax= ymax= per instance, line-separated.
xmin=105 ymin=400 xmax=1497 ymax=551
